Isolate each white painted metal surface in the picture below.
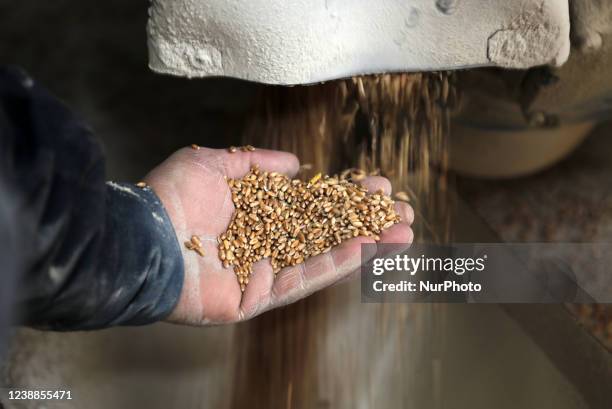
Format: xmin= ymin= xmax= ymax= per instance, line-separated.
xmin=147 ymin=0 xmax=570 ymax=84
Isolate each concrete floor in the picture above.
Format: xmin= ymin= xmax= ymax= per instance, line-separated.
xmin=0 ymin=1 xmax=601 ymax=408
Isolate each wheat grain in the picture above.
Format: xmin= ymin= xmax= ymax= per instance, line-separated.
xmin=219 ymin=166 xmax=400 ymax=290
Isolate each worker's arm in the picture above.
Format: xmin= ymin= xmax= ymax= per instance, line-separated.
xmin=0 ymin=66 xmax=414 ymax=332
xmin=0 ymin=66 xmax=184 ymax=330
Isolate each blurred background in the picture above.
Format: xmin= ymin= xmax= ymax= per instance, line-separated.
xmin=1 ymin=1 xmax=611 ymax=408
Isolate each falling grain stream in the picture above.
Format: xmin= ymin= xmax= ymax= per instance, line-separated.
xmin=233 ymin=73 xmax=457 ymax=409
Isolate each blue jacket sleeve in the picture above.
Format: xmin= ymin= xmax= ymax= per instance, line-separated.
xmin=0 ymin=66 xmax=184 ymax=332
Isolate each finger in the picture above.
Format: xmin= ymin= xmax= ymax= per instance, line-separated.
xmin=379 ymin=222 xmax=414 ymax=244
xmin=268 ymin=236 xmax=377 ymax=308
xmin=336 ymin=224 xmax=413 ymax=285
xmin=219 ymin=147 xmax=300 ymax=179
xmin=394 ymin=201 xmax=414 ymax=225
xmin=358 ymin=176 xmax=392 ymax=195
xmin=238 ymin=259 xmax=275 ymax=320
xmin=370 ymin=222 xmax=413 ymax=269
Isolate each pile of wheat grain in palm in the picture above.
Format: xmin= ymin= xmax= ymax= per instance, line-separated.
xmin=219 ymin=167 xmax=400 ymax=291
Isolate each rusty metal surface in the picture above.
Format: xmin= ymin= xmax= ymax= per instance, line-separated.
xmin=454 ymin=132 xmax=612 ymax=408
xmin=503 ymin=304 xmax=612 ymax=409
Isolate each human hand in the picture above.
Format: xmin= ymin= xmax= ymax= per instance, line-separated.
xmin=144 ymin=146 xmax=414 ymax=325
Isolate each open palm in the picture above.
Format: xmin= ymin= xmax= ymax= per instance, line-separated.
xmin=145 ymin=146 xmax=414 ymax=325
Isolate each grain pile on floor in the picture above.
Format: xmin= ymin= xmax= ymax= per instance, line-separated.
xmin=219 ymin=167 xmax=400 ymax=290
